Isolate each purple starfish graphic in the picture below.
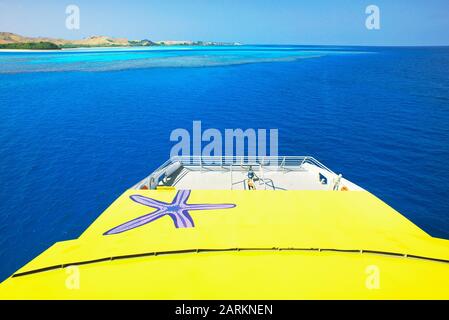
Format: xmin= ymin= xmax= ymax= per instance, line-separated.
xmin=104 ymin=190 xmax=236 ymax=235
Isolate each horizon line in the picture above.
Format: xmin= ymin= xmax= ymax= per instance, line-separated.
xmin=2 ymin=31 xmax=449 ymax=48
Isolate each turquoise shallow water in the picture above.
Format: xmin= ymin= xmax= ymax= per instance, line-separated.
xmin=0 ymin=45 xmax=448 ymax=281
xmin=0 ymin=45 xmax=365 ymax=72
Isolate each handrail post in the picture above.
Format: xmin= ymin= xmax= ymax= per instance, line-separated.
xmin=333 ymin=174 xmax=342 ymax=191
xmin=280 ymin=156 xmax=286 ymax=173
xmin=299 ymin=156 xmax=307 ymax=169
xmin=230 ymin=163 xmax=233 ymax=190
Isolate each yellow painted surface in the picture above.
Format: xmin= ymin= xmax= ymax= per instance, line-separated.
xmin=1 ymin=190 xmax=448 ymax=299
xmin=156 ymin=186 xmax=175 ymax=190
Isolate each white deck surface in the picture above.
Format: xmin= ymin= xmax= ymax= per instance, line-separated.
xmin=159 ymin=164 xmax=362 ymax=191
xmin=169 ymin=168 xmax=324 ymax=190
xmin=134 ymin=157 xmax=363 ymax=191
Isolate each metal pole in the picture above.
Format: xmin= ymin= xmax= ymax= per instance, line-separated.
xmin=230 ymin=163 xmax=233 ymax=190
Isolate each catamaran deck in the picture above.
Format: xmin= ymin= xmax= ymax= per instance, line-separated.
xmin=133 ymin=156 xmax=363 ymax=191
xmin=2 ymin=155 xmax=449 ymax=299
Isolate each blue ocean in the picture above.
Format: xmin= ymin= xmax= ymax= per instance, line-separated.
xmin=0 ymin=45 xmax=448 ymax=281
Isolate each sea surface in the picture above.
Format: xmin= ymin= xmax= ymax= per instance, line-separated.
xmin=0 ymin=45 xmax=448 ymax=281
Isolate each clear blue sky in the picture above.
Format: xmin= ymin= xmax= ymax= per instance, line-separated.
xmin=1 ymin=0 xmax=448 ymax=45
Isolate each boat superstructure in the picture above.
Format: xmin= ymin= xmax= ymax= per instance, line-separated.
xmin=1 ymin=156 xmax=448 ymax=299
xmin=133 ymin=156 xmax=362 ymax=191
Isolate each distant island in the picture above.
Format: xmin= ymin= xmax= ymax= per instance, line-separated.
xmin=0 ymin=32 xmax=241 ymax=50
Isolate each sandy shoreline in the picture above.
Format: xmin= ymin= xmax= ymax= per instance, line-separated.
xmin=0 ymin=46 xmax=197 ymax=53
xmin=0 ymin=46 xmax=150 ymax=52
xmin=0 ymin=49 xmax=63 ymax=52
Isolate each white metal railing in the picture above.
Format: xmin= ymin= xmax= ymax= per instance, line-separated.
xmin=132 ymin=156 xmax=335 ymax=190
